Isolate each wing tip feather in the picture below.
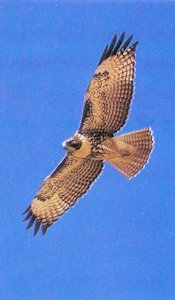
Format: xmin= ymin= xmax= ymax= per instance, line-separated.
xmin=23 ymin=204 xmax=49 ymax=236
xmin=98 ymin=32 xmax=139 ymax=66
xmin=34 ymin=220 xmax=42 ymax=236
xmin=22 ymin=204 xmax=31 ymax=215
xmin=25 ymin=214 xmax=36 ymax=230
xmin=42 ymin=226 xmax=48 ymax=236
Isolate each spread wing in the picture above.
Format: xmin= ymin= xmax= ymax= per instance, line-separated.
xmin=79 ymin=32 xmax=138 ymax=134
xmin=23 ymin=156 xmax=103 ymax=235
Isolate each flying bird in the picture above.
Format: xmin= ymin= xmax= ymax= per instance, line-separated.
xmin=23 ymin=32 xmax=154 ymax=235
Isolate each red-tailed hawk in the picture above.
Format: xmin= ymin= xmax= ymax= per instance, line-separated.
xmin=23 ymin=32 xmax=154 ymax=235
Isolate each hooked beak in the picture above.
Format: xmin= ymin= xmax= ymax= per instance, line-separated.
xmin=62 ymin=140 xmax=67 ymax=149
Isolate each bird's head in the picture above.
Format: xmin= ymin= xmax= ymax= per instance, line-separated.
xmin=62 ymin=134 xmax=83 ymax=153
xmin=62 ymin=133 xmax=91 ymax=158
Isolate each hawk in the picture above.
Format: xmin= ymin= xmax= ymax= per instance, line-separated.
xmin=23 ymin=32 xmax=154 ymax=235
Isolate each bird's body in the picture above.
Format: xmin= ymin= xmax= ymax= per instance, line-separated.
xmin=63 ymin=132 xmax=112 ymax=159
xmin=23 ymin=33 xmax=154 ymax=235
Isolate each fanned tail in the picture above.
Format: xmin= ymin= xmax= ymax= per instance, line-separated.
xmin=104 ymin=128 xmax=154 ymax=179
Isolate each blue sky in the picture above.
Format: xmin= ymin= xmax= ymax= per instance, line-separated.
xmin=1 ymin=2 xmax=175 ymax=300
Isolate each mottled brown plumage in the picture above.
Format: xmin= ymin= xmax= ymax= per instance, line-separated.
xmin=24 ymin=33 xmax=154 ymax=235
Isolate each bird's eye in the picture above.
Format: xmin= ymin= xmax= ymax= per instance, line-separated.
xmin=70 ymin=141 xmax=82 ymax=150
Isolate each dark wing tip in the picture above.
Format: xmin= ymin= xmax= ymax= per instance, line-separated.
xmin=23 ymin=205 xmax=40 ymax=235
xmin=25 ymin=214 xmax=36 ymax=230
xmin=112 ymin=31 xmax=125 ymax=55
xmin=97 ymin=44 xmax=108 ymax=66
xmin=42 ymin=225 xmax=48 ymax=236
xmin=34 ymin=220 xmax=41 ymax=236
xmin=97 ymin=32 xmax=138 ymax=66
xmin=23 ymin=204 xmax=50 ymax=236
xmin=120 ymin=34 xmax=133 ymax=52
xmin=105 ymin=34 xmax=117 ymax=58
xmin=131 ymin=41 xmax=139 ymax=50
xmin=23 ymin=209 xmax=32 ymax=221
xmin=22 ymin=205 xmax=31 ymax=215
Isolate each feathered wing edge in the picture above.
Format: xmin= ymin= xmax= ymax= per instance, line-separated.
xmin=23 ymin=157 xmax=104 ymax=236
xmin=22 ymin=156 xmax=69 ymax=236
xmin=97 ymin=32 xmax=139 ymax=135
xmin=97 ymin=32 xmax=138 ymax=67
xmin=78 ymin=32 xmax=139 ymax=133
